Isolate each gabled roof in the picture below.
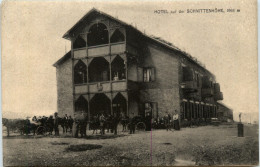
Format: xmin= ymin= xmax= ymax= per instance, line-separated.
xmin=56 ymin=8 xmax=214 ymax=77
xmin=53 ymin=51 xmax=71 ymax=67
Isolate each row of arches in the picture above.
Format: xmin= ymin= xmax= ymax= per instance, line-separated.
xmin=73 ymin=23 xmax=125 ymax=49
xmin=74 ymin=55 xmax=126 ymax=84
xmin=75 ymin=92 xmax=127 ymax=118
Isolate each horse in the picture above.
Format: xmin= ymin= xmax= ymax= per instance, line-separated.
xmin=2 ymin=118 xmax=38 ymax=136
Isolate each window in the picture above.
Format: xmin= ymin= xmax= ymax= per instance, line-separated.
xmin=111 ymin=55 xmax=126 ymax=81
xmin=196 ymin=73 xmax=200 ymax=87
xmin=182 ymin=67 xmax=193 ymax=81
xmin=110 ymin=29 xmax=125 ymax=43
xmin=144 ymin=102 xmax=158 ymax=119
xmin=74 ymin=60 xmax=87 ymax=84
xmin=143 ymin=68 xmax=155 ymax=82
xmin=73 ymin=36 xmax=86 ymax=49
xmin=75 ymin=96 xmax=88 ymax=112
xmin=87 ymin=23 xmax=109 ymax=46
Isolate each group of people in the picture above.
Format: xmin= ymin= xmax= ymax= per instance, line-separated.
xmin=25 ymin=110 xmax=181 ymax=137
xmin=30 ymin=113 xmax=74 ymax=136
xmin=162 ymin=110 xmax=180 ymax=131
xmin=74 ymin=111 xmax=123 ymax=138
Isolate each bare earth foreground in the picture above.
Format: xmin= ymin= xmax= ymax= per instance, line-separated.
xmin=3 ymin=123 xmax=259 ymax=166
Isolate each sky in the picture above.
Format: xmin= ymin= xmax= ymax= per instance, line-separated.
xmin=1 ymin=0 xmax=258 ymax=123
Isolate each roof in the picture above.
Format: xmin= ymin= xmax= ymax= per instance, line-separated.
xmin=217 ymin=102 xmax=233 ymax=111
xmin=55 ymin=8 xmax=214 ymax=76
xmin=53 ymin=51 xmax=71 ymax=67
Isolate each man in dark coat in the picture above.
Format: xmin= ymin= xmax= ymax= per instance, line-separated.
xmin=54 ymin=112 xmax=59 ymax=136
xmin=80 ymin=113 xmax=88 ymax=138
xmin=164 ymin=113 xmax=170 ymax=131
xmin=47 ymin=116 xmax=54 ymax=135
xmin=129 ymin=117 xmax=136 ymax=134
xmin=64 ymin=114 xmax=69 ymax=133
xmin=113 ymin=113 xmax=121 ymax=135
xmin=68 ymin=116 xmax=74 ymax=133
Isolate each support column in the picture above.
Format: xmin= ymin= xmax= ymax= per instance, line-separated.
xmin=108 ymin=22 xmax=113 ymax=116
xmin=85 ymin=33 xmax=90 ymax=133
xmin=71 ymin=39 xmax=76 ymax=137
xmin=125 ymin=54 xmax=129 ymax=116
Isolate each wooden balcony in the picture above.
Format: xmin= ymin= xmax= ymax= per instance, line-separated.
xmin=73 ymin=42 xmax=126 ymax=59
xmin=74 ymin=80 xmax=127 ymax=94
xmin=75 ymin=84 xmax=88 ymax=94
xmin=74 ymin=48 xmax=86 ymax=59
xmin=201 ymin=88 xmax=214 ymax=97
xmin=214 ymin=83 xmax=220 ymax=93
xmin=111 ymin=43 xmax=125 ymax=54
xmin=181 ymin=81 xmax=198 ymax=93
xmin=214 ymin=92 xmax=223 ymax=100
xmin=88 ymin=45 xmax=110 ymax=57
xmin=202 ymin=76 xmax=211 ymax=88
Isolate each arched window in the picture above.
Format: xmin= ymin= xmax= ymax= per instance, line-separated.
xmin=74 ymin=60 xmax=87 ymax=84
xmin=75 ymin=96 xmax=88 ymax=113
xmin=111 ymin=55 xmax=125 ymax=80
xmin=88 ymin=57 xmax=110 ymax=82
xmin=87 ymin=23 xmax=109 ymax=46
xmin=73 ymin=36 xmax=86 ymax=49
xmin=110 ymin=29 xmax=125 ymax=43
xmin=90 ymin=93 xmax=111 ymax=116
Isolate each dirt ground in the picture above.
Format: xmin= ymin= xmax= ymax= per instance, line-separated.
xmin=2 ymin=123 xmax=259 ymax=166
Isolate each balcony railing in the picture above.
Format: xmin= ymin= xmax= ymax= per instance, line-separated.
xmin=73 ymin=43 xmax=126 ymax=59
xmin=201 ymin=88 xmax=214 ymax=97
xmin=74 ymin=80 xmax=127 ymax=94
xmin=214 ymin=83 xmax=220 ymax=93
xmin=214 ymin=92 xmax=223 ymax=100
xmin=88 ymin=44 xmax=110 ymax=57
xmin=74 ymin=48 xmax=86 ymax=59
xmin=181 ymin=81 xmax=198 ymax=93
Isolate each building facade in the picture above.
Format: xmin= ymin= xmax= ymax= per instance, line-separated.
xmin=217 ymin=102 xmax=233 ymax=122
xmin=53 ymin=9 xmax=224 ymax=126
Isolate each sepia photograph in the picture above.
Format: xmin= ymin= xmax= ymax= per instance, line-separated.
xmin=1 ymin=0 xmax=258 ymax=166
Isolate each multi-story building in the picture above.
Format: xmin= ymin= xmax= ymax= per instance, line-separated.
xmin=217 ymin=102 xmax=233 ymax=122
xmin=53 ymin=8 xmax=224 ymax=126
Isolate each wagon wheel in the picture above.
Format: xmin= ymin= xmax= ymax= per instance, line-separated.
xmin=136 ymin=122 xmax=146 ymax=131
xmin=36 ymin=126 xmax=46 ymax=135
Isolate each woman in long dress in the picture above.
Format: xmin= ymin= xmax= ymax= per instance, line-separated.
xmin=173 ymin=110 xmax=180 ymax=130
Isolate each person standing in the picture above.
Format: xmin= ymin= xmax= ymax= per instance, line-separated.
xmin=54 ymin=112 xmax=59 ymax=136
xmin=99 ymin=113 xmax=106 ymax=135
xmin=68 ymin=116 xmax=74 ymax=133
xmin=64 ymin=114 xmax=69 ymax=133
xmin=173 ymin=110 xmax=180 ymax=130
xmin=129 ymin=117 xmax=136 ymax=134
xmin=164 ymin=113 xmax=171 ymax=131
xmin=80 ymin=112 xmax=87 ymax=138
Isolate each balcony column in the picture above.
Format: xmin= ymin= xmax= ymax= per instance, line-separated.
xmin=110 ymin=56 xmax=113 ymax=115
xmin=108 ymin=24 xmax=113 ymax=115
xmin=126 ymin=55 xmax=129 ymax=116
xmin=183 ymin=102 xmax=186 ymax=119
xmin=85 ymin=33 xmax=91 ymax=124
xmin=86 ymin=59 xmax=90 ymax=123
xmin=71 ymin=39 xmax=76 ymax=137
